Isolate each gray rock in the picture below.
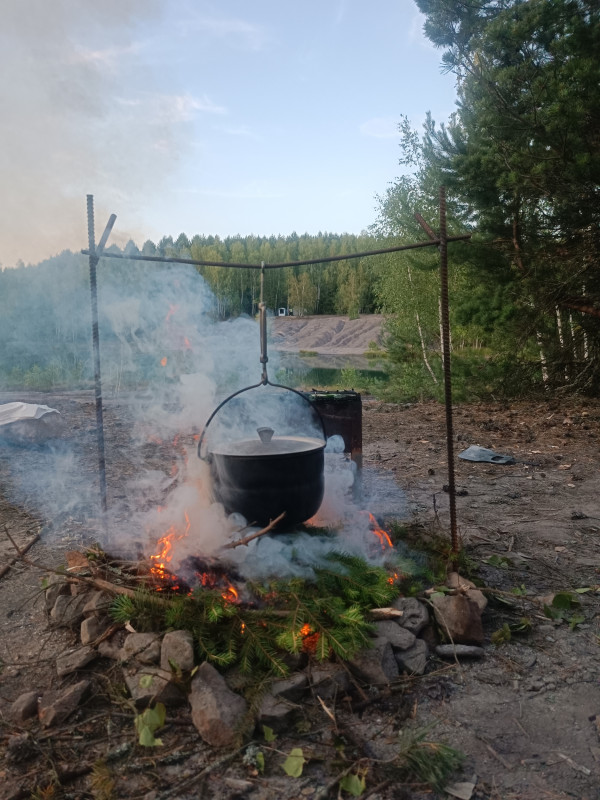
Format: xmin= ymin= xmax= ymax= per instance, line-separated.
xmin=395 ymin=639 xmax=429 ymax=675
xmin=467 ymin=589 xmax=488 ymax=614
xmin=80 ymin=615 xmax=112 ymax=646
xmin=446 ymin=573 xmax=488 ymax=613
xmin=38 ymin=679 xmax=91 ymax=727
xmin=124 ymin=667 xmax=187 ymax=708
xmin=435 ymin=644 xmax=485 ymax=660
xmin=306 ymin=664 xmax=351 ymax=702
xmin=257 ymin=692 xmax=299 ymax=730
xmin=446 ymin=571 xmax=475 ymax=590
xmin=270 ymin=672 xmax=309 ymax=702
xmin=391 ymin=597 xmax=430 ymax=635
xmin=56 ymin=646 xmax=97 ymax=677
xmin=160 ymin=630 xmax=195 ymax=673
xmin=375 ymin=621 xmax=416 ymax=650
xmin=9 ymin=691 xmax=40 ymax=723
xmin=430 ymin=593 xmax=484 ymax=645
xmin=82 ymin=590 xmax=111 ymax=617
xmin=190 ymin=662 xmax=248 ymax=747
xmin=122 ymin=633 xmax=162 ymax=665
xmin=98 ymin=632 xmax=126 ymax=661
xmin=50 ymin=592 xmax=89 ymax=629
xmin=347 ymin=636 xmax=399 ymax=685
xmin=44 ymin=574 xmax=70 ymax=613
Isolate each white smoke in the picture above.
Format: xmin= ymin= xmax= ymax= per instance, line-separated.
xmin=0 ymin=0 xmax=180 ymax=267
xmin=0 ymin=249 xmax=407 ymax=577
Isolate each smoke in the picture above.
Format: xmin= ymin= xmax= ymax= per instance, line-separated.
xmin=0 ymin=0 xmax=175 ymax=267
xmin=0 ymin=248 xmax=407 ymax=577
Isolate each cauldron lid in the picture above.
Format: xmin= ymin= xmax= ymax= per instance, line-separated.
xmin=210 ymin=434 xmax=325 ymax=457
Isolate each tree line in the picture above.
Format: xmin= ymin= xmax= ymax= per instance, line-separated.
xmin=380 ymin=0 xmax=599 ymax=395
xmin=1 ymin=0 xmax=597 ymax=399
xmin=130 ymin=232 xmax=379 ymax=318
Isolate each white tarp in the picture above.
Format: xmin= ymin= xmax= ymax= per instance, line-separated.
xmin=0 ymin=402 xmax=64 ymax=443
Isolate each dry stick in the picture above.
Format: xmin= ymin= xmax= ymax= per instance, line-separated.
xmin=0 ymin=525 xmax=41 ymax=578
xmin=221 ymin=512 xmax=286 ymax=550
xmin=2 ymin=530 xmax=138 ymax=599
xmin=483 ymin=741 xmax=512 ymax=770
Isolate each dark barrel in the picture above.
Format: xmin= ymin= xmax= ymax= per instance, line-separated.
xmin=303 ymin=390 xmax=362 ymax=468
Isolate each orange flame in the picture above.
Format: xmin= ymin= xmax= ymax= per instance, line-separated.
xmin=165 ymin=304 xmax=179 ymax=323
xmin=149 ymin=512 xmax=191 ymax=588
xmin=368 ymin=513 xmax=393 ymax=550
xmin=221 ymin=585 xmax=239 ymax=603
xmin=160 ymin=356 xmax=167 ymax=367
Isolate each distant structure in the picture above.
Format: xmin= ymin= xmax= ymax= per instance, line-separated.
xmin=277 ymin=307 xmax=293 ymax=317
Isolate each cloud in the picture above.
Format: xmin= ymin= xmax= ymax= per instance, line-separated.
xmin=68 ymin=41 xmax=145 ymax=72
xmin=117 ymin=92 xmax=226 ymax=126
xmin=154 ymin=93 xmax=227 ymax=121
xmin=180 ymin=15 xmax=268 ymax=51
xmin=359 ymin=117 xmax=400 ymax=139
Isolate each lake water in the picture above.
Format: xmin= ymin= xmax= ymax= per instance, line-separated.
xmin=273 ymin=351 xmax=389 ymax=389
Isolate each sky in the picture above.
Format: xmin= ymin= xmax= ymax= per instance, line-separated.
xmin=0 ymin=0 xmax=457 ymax=267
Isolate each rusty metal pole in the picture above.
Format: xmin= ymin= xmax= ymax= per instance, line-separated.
xmin=86 ymin=194 xmax=112 ymax=513
xmin=439 ymin=187 xmax=459 ymax=555
xmin=259 ymin=262 xmax=269 ymax=385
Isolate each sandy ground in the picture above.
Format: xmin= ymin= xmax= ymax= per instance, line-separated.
xmin=0 ymin=385 xmax=598 ymax=797
xmin=362 ymin=398 xmax=600 ymax=800
xmin=271 ymin=314 xmax=385 ymax=355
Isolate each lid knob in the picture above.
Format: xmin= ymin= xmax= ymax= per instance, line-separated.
xmin=257 ymin=426 xmax=274 ymax=443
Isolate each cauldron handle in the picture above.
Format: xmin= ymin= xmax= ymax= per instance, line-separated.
xmin=265 ymin=380 xmax=328 ymax=441
xmin=197 ymin=380 xmax=327 ymax=460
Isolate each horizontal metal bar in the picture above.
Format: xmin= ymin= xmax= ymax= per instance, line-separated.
xmin=80 ymin=232 xmax=471 ymax=271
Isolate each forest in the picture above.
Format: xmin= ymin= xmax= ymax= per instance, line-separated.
xmin=0 ymin=0 xmax=598 ymax=402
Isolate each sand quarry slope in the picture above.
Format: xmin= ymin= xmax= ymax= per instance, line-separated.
xmin=270 ymin=313 xmax=385 ymax=355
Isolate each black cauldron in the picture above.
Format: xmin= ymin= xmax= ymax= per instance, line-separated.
xmin=205 ymin=427 xmax=325 ymax=527
xmin=198 ymin=287 xmax=327 ymax=528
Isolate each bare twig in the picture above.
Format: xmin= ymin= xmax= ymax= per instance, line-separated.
xmin=555 ymin=751 xmax=592 ymax=776
xmin=483 ymin=741 xmax=512 ymax=770
xmin=221 ymin=512 xmax=285 ymax=550
xmin=0 ymin=524 xmax=40 ymax=578
xmin=2 ymin=538 xmax=139 ymax=599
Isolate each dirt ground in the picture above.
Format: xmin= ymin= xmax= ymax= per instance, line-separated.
xmin=271 ymin=315 xmax=385 ymax=355
xmin=0 ymin=391 xmax=599 ymax=800
xmin=362 ymin=397 xmax=600 ymax=800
